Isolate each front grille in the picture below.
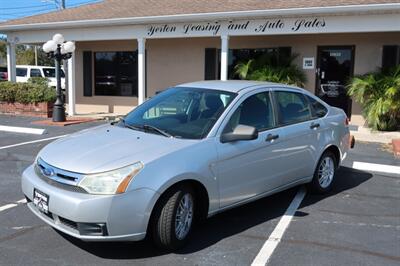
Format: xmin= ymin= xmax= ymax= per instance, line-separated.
xmin=36 ymin=160 xmax=78 ymax=183
xmin=35 ymin=165 xmax=88 ymax=194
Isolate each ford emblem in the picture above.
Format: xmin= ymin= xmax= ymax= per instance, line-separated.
xmin=42 ymin=167 xmax=55 ymax=177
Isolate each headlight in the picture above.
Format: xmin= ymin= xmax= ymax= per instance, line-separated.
xmin=78 ymin=162 xmax=143 ymax=195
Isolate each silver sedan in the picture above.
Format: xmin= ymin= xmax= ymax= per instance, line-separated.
xmin=21 ymin=80 xmax=353 ymax=250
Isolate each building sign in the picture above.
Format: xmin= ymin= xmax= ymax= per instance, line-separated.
xmin=146 ymin=17 xmax=327 ymax=37
xmin=10 ymin=13 xmax=400 ymax=43
xmin=303 ymin=57 xmax=315 ymax=69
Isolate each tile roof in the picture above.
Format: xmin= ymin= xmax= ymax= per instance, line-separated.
xmin=1 ymin=0 xmax=399 ymax=27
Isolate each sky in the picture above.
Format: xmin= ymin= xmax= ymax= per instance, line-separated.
xmin=0 ymin=0 xmax=102 ymax=22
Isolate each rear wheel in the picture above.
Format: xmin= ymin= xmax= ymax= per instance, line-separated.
xmin=150 ymin=185 xmax=195 ymax=250
xmin=309 ymin=151 xmax=337 ymax=193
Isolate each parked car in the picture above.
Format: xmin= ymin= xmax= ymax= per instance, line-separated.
xmin=22 ymin=81 xmax=353 ymax=250
xmin=16 ymin=65 xmax=65 ymax=89
xmin=0 ymin=66 xmax=7 ymax=81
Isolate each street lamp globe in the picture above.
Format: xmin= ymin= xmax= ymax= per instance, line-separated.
xmin=42 ymin=40 xmax=57 ymax=53
xmin=52 ymin=33 xmax=65 ymax=45
xmin=62 ymin=41 xmax=76 ymax=54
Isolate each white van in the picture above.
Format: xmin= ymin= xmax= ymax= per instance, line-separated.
xmin=16 ymin=65 xmax=66 ymax=89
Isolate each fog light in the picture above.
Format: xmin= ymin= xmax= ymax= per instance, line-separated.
xmin=77 ymin=223 xmax=108 ymax=236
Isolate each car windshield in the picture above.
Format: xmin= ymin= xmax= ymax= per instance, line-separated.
xmin=123 ymin=87 xmax=237 ymax=139
xmin=43 ymin=68 xmax=65 ymax=78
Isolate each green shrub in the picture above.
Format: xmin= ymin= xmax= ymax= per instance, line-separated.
xmin=28 ymin=77 xmax=50 ymax=87
xmin=0 ymin=81 xmax=56 ymax=104
xmin=347 ymin=65 xmax=400 ymax=131
xmin=0 ymin=81 xmax=18 ymax=102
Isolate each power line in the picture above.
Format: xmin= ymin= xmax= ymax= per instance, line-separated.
xmin=0 ymin=8 xmax=56 ymax=16
xmin=0 ymin=0 xmax=101 ymax=20
xmin=0 ymin=4 xmax=54 ymax=10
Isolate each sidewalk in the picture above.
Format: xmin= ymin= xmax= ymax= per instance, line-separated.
xmin=350 ymin=125 xmax=400 ymax=144
xmin=350 ymin=124 xmax=400 ymax=157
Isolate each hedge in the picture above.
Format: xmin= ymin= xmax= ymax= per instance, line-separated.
xmin=0 ymin=79 xmax=56 ymax=104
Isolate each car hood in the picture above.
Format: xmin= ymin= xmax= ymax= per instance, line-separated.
xmin=38 ymin=124 xmax=197 ymax=173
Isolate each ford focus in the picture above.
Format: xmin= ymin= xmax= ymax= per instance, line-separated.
xmin=21 ymin=80 xmax=353 ymax=250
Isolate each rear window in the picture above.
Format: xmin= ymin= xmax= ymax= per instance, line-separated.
xmin=275 ymin=91 xmax=312 ymax=125
xmin=307 ymin=96 xmax=328 ymax=118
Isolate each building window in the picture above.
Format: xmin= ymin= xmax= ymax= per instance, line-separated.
xmin=204 ymin=47 xmax=291 ymax=80
xmin=382 ymin=45 xmax=400 ymax=70
xmin=94 ymin=51 xmax=138 ymax=96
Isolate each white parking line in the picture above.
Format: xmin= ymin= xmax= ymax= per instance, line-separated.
xmin=0 ymin=125 xmax=46 ymax=135
xmin=0 ymin=135 xmax=67 ymax=151
xmin=0 ymin=203 xmax=18 ymax=212
xmin=252 ymin=187 xmax=306 ymax=266
xmin=352 ymin=161 xmax=400 ymax=175
xmin=0 ymin=198 xmax=26 ymax=213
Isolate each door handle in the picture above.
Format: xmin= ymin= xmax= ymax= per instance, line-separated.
xmin=310 ymin=123 xmax=320 ymax=129
xmin=265 ymin=134 xmax=279 ymax=142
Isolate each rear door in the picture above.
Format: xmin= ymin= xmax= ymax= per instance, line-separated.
xmin=272 ymin=89 xmax=319 ymax=186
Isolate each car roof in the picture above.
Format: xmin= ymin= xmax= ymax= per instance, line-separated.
xmin=176 ymin=80 xmax=306 ymax=93
xmin=16 ymin=65 xmax=54 ymax=68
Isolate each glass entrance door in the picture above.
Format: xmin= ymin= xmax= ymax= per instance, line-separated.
xmin=316 ymin=46 xmax=355 ymax=118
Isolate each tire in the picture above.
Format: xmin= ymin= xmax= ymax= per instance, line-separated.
xmin=309 ymin=151 xmax=337 ymax=194
xmin=150 ymin=185 xmax=195 ymax=250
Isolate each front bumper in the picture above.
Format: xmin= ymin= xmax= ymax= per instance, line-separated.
xmin=22 ymin=165 xmax=159 ymax=241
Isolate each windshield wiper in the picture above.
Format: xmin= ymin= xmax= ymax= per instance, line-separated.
xmin=141 ymin=124 xmax=173 ymax=138
xmin=121 ymin=120 xmax=172 ymax=138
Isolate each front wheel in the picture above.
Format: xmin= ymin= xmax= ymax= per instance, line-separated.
xmin=150 ymin=185 xmax=195 ymax=250
xmin=309 ymin=151 xmax=337 ymax=193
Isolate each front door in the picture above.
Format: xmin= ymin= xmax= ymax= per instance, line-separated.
xmin=316 ymin=46 xmax=355 ymax=118
xmin=214 ymin=90 xmax=283 ymax=208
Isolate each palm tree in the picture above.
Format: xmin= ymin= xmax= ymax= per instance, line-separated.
xmin=347 ymin=65 xmax=400 ymax=131
xmin=234 ymin=53 xmax=307 ymax=87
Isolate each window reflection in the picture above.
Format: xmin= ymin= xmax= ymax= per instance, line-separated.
xmin=94 ymin=51 xmax=138 ymax=96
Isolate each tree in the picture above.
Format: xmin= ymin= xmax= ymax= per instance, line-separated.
xmin=0 ymin=40 xmax=6 ymax=66
xmin=234 ymin=52 xmax=307 ymax=87
xmin=0 ymin=36 xmax=54 ymax=67
xmin=15 ymin=45 xmax=54 ymax=66
xmin=347 ymin=65 xmax=400 ymax=131
xmin=16 ymin=45 xmax=35 ymax=65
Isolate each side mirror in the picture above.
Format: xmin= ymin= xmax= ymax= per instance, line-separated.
xmin=220 ymin=124 xmax=258 ymax=143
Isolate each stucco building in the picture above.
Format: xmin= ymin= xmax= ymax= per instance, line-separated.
xmin=0 ymin=0 xmax=399 ymax=124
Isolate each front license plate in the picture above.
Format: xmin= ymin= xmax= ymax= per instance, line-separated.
xmin=33 ymin=189 xmax=49 ymax=214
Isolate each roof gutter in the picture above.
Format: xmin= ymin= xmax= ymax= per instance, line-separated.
xmin=1 ymin=3 xmax=400 ymax=32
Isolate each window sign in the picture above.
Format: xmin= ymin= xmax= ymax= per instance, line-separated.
xmin=303 ymin=57 xmax=315 ymax=69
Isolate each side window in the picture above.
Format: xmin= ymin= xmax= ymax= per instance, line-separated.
xmin=224 ymin=91 xmax=274 ymax=133
xmin=307 ymin=96 xmax=328 ymax=118
xmin=30 ymin=69 xmax=42 ymax=77
xmin=16 ymin=68 xmax=27 ymax=77
xmin=275 ymin=91 xmax=312 ymax=125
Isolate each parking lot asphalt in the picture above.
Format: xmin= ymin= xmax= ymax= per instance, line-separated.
xmin=0 ymin=114 xmax=399 ymax=266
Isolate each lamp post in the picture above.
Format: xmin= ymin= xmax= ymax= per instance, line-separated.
xmin=42 ymin=34 xmax=75 ymax=122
